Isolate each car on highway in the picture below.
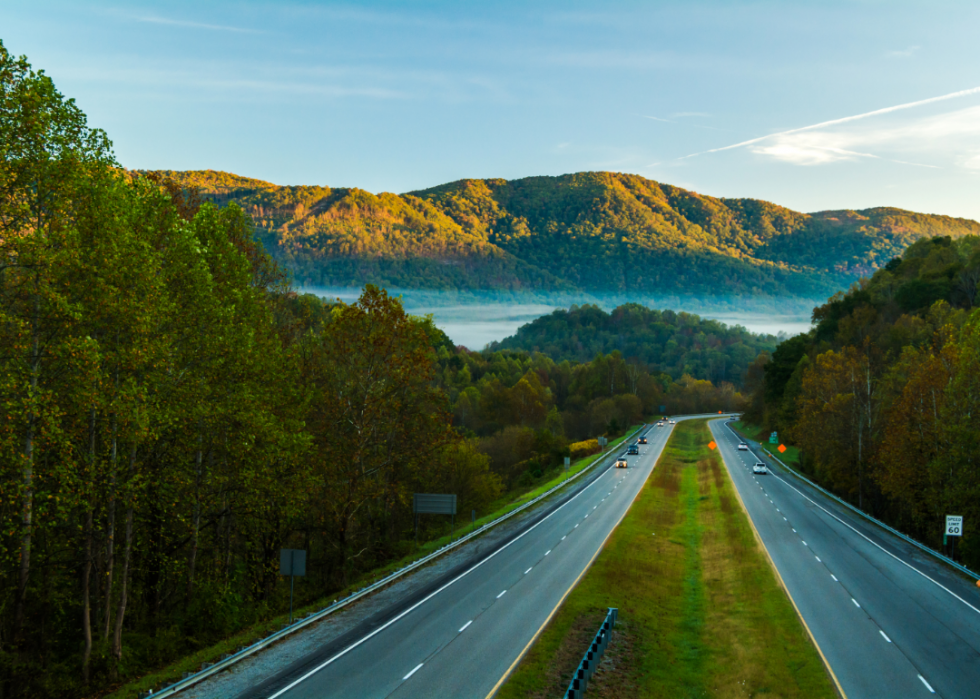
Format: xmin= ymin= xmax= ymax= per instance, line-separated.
xmin=627 ymin=444 xmax=639 ymax=455
xmin=638 ymin=436 xmax=648 ymax=444
xmin=669 ymin=419 xmax=676 ymax=424
xmin=753 ymin=462 xmax=768 ymax=475
xmin=615 ymin=457 xmax=628 ymax=468
xmin=737 ymin=443 xmax=749 ymax=451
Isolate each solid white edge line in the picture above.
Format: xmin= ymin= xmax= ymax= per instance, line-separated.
xmin=918 ymin=674 xmax=935 ymax=693
xmin=263 ymin=433 xmax=628 ymax=699
xmin=459 ymin=620 xmax=472 ymax=633
xmin=403 ymin=663 xmax=423 ymax=680
xmin=759 ymin=452 xmax=980 ymax=616
xmin=879 ymin=630 xmax=891 ymax=643
xmin=497 ymin=590 xmax=507 ymax=599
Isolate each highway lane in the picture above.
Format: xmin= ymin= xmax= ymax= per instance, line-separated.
xmin=237 ymin=417 xmax=703 ymax=699
xmin=710 ymin=419 xmax=980 ymax=699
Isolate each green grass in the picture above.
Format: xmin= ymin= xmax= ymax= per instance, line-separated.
xmin=105 ymin=426 xmax=643 ymax=699
xmin=496 ymin=419 xmax=836 ymax=699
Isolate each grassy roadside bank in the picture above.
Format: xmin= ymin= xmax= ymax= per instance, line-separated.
xmin=497 ymin=419 xmax=836 ymax=699
xmin=106 ymin=426 xmax=642 ymax=698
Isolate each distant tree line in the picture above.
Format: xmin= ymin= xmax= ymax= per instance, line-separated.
xmin=491 ymin=302 xmax=777 ymax=388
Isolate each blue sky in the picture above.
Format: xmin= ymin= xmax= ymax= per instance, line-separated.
xmin=5 ymin=0 xmax=980 ymax=220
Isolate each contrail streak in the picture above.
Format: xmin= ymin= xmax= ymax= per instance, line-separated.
xmin=680 ymin=85 xmax=980 ymax=159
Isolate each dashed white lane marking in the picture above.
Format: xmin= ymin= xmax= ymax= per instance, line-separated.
xmin=783 ymin=517 xmax=787 ymax=521
xmin=496 ymin=589 xmax=507 ymax=599
xmin=459 ymin=620 xmax=472 ymax=633
xmin=852 ymin=598 xmax=861 ymax=608
xmin=831 ymin=574 xmax=838 ymax=582
xmin=815 ymin=556 xmax=821 ymax=563
xmin=918 ymin=674 xmax=935 ymax=693
xmin=792 ymin=528 xmax=797 ymax=533
xmin=524 ymin=567 xmax=532 ymax=575
xmin=404 ymin=663 xmax=423 ymax=680
xmin=561 ymin=536 xmax=566 ymax=541
xmin=545 ymin=550 xmax=551 ymax=556
xmin=879 ymin=630 xmax=891 ymax=643
xmin=575 ymin=524 xmax=579 ymax=528
xmin=802 ymin=541 xmax=808 ymax=547
xmin=593 ymin=505 xmax=597 ymax=510
xmin=584 ymin=514 xmax=589 ymax=518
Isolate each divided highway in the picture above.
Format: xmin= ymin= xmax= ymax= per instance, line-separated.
xmin=710 ymin=419 xmax=980 ymax=699
xmin=237 ymin=418 xmax=702 ymax=699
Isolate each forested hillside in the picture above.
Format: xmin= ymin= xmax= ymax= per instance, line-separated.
xmin=0 ymin=43 xmax=743 ymax=698
xmin=153 ymin=169 xmax=980 ymax=299
xmin=492 ymin=303 xmax=777 ymax=387
xmin=745 ymin=233 xmax=980 ymax=567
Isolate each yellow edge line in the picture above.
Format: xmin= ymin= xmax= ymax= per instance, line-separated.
xmin=710 ymin=419 xmax=849 ymax=699
xmin=483 ymin=428 xmax=663 ymax=699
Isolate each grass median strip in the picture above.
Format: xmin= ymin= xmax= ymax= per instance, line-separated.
xmin=497 ymin=419 xmax=836 ymax=699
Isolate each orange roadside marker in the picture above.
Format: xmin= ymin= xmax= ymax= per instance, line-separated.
xmin=778 ymin=444 xmax=787 ymax=453
xmin=708 ymin=441 xmax=717 ymax=450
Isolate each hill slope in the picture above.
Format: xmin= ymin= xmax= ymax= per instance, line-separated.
xmin=150 ymin=170 xmax=980 ymax=299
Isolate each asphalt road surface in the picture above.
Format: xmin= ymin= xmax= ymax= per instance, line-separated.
xmin=710 ymin=419 xmax=980 ymax=699
xmin=237 ymin=418 xmax=700 ymax=699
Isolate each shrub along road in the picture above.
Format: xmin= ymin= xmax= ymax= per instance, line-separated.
xmin=498 ymin=419 xmax=835 ymax=699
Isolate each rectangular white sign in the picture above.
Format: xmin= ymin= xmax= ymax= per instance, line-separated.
xmin=946 ymin=515 xmax=963 ymax=537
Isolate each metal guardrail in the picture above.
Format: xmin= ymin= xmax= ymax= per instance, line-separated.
xmin=136 ymin=427 xmax=644 ymax=698
xmin=564 ymin=607 xmax=617 ymax=699
xmin=725 ymin=422 xmax=979 ymax=582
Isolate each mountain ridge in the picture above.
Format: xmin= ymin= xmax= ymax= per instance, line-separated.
xmin=148 ymin=169 xmax=980 ymax=299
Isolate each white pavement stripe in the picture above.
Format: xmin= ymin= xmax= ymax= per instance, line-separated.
xmin=525 ymin=567 xmax=532 ymax=575
xmin=545 ymin=550 xmax=551 ymax=556
xmin=561 ymin=536 xmax=566 ymax=540
xmin=802 ymin=541 xmax=808 ymax=547
xmin=497 ymin=589 xmax=507 ymax=599
xmin=815 ymin=556 xmax=821 ymax=562
xmin=880 ymin=630 xmax=891 ymax=643
xmin=403 ymin=663 xmax=423 ymax=680
xmin=918 ymin=674 xmax=935 ymax=693
xmin=459 ymin=621 xmax=472 ymax=633
xmin=831 ymin=574 xmax=838 ymax=582
xmin=852 ymin=598 xmax=861 ymax=608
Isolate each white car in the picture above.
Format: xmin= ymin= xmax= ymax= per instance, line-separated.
xmin=615 ymin=457 xmax=628 ymax=468
xmin=753 ymin=462 xmax=768 ymax=475
xmin=737 ymin=443 xmax=749 ymax=451
xmin=669 ymin=420 xmax=676 ymax=424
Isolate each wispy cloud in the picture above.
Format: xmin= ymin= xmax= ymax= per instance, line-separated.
xmin=134 ymin=15 xmax=263 ymax=34
xmin=671 ymin=111 xmax=710 ymax=118
xmin=886 ymin=45 xmax=920 ymax=58
xmin=681 ymin=85 xmax=980 ymax=162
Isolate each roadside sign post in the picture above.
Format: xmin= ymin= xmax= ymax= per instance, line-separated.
xmin=945 ymin=515 xmax=963 ymax=558
xmin=565 ymin=456 xmax=571 ymax=475
xmin=769 ymin=432 xmax=778 ymax=445
xmin=598 ymin=436 xmax=607 ymax=449
xmin=279 ymin=549 xmax=307 ymax=624
xmin=413 ymin=493 xmax=458 ymax=546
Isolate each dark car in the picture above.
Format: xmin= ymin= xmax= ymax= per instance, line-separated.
xmin=638 ymin=436 xmax=648 ymax=445
xmin=627 ymin=444 xmax=639 ymax=455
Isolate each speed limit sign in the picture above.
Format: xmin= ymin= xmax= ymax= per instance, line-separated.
xmin=946 ymin=515 xmax=963 ymax=537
